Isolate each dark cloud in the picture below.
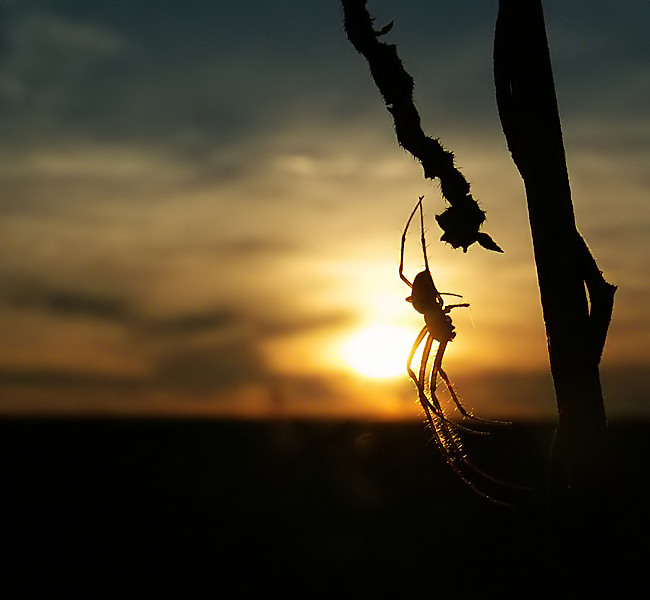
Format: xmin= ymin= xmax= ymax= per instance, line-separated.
xmin=0 ymin=271 xmax=353 ymax=339
xmin=1 ymin=276 xmax=131 ymax=321
xmin=0 ymin=9 xmax=130 ymax=138
xmin=145 ymin=309 xmax=240 ymax=337
xmin=253 ymin=310 xmax=355 ymax=337
xmin=34 ymin=290 xmax=128 ymax=320
xmin=0 ymin=1 xmax=355 ymax=142
xmin=141 ymin=307 xmax=354 ymax=396
xmin=0 ymin=0 xmax=644 ymax=147
xmin=153 ymin=336 xmax=266 ymax=391
xmin=146 ymin=307 xmax=353 ymax=339
xmin=0 ymin=271 xmax=355 ymax=400
xmin=214 ymin=237 xmax=304 ymax=259
xmin=0 ymin=367 xmax=144 ymax=390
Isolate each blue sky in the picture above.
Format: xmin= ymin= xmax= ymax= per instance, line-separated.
xmin=0 ymin=1 xmax=648 ymax=419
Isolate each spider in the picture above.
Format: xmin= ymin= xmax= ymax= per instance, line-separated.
xmin=400 ymin=196 xmax=514 ymax=503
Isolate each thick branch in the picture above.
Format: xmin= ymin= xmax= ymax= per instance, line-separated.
xmin=493 ymin=0 xmax=615 ymax=368
xmin=342 ymin=0 xmax=501 ymax=253
xmin=494 ymin=0 xmax=615 ymax=509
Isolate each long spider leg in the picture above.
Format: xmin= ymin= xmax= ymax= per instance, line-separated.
xmin=455 ymin=468 xmax=517 ymax=507
xmin=418 ymin=332 xmax=433 ymax=389
xmin=426 ymin=340 xmax=486 ymax=435
xmin=417 ymin=197 xmax=430 ymax=272
xmin=421 ymin=403 xmax=514 ymax=506
xmin=413 ymin=334 xmax=451 ymax=427
xmin=421 ymin=341 xmax=469 ymax=459
xmin=430 ymin=338 xmax=506 ymax=428
xmin=462 ymin=456 xmax=531 ymax=492
xmin=410 ymin=334 xmax=448 ymax=436
xmin=422 ymin=393 xmax=519 ymax=504
xmin=421 ymin=385 xmax=464 ymax=464
xmin=407 ymin=328 xmax=450 ymax=430
xmin=435 ymin=340 xmax=490 ymax=433
xmin=417 ymin=334 xmax=453 ymax=427
xmin=410 ymin=336 xmax=516 ymax=506
xmin=412 ymin=334 xmax=479 ymax=435
xmin=429 ymin=339 xmax=447 ymax=400
xmin=406 ymin=326 xmax=428 ymax=387
xmin=434 ymin=361 xmax=483 ymax=422
xmin=418 ymin=336 xmax=458 ymax=432
xmin=399 ymin=197 xmax=424 ymax=288
xmin=431 ymin=348 xmax=527 ymax=493
xmin=438 ymin=367 xmax=511 ymax=426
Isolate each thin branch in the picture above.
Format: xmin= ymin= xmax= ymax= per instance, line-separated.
xmin=342 ymin=0 xmax=502 ymax=253
xmin=577 ymin=237 xmax=617 ymax=363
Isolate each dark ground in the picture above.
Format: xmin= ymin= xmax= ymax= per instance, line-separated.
xmin=1 ymin=417 xmax=647 ymax=595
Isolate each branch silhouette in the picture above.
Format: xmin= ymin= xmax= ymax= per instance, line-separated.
xmin=342 ymin=0 xmax=502 ymax=253
xmin=494 ymin=0 xmax=616 ymax=511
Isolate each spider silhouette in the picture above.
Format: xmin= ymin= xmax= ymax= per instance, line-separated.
xmin=400 ymin=196 xmax=515 ymax=503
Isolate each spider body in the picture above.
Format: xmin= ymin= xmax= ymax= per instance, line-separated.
xmin=400 ymin=196 xmax=516 ymax=504
xmin=407 ymin=270 xmax=457 ymax=342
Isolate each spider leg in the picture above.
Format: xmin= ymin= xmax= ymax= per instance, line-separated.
xmin=417 ymin=196 xmax=430 ymax=272
xmin=406 ymin=326 xmax=428 ymax=387
xmin=414 ymin=333 xmax=448 ymax=425
xmin=432 ymin=336 xmax=509 ymax=427
xmin=423 ymin=400 xmax=519 ymax=504
xmin=438 ymin=366 xmax=512 ymax=426
xmin=425 ymin=340 xmax=485 ymax=435
xmin=416 ymin=337 xmax=521 ymax=505
xmin=418 ymin=336 xmax=456 ymax=430
xmin=432 ymin=348 xmax=527 ymax=495
xmin=418 ymin=339 xmax=468 ymax=459
xmin=429 ymin=339 xmax=447 ymax=398
xmin=407 ymin=328 xmax=452 ymax=430
xmin=421 ymin=400 xmax=512 ymax=504
xmin=418 ymin=331 xmax=433 ymax=389
xmin=462 ymin=455 xmax=531 ymax=493
xmin=455 ymin=467 xmax=518 ymax=507
xmin=399 ymin=197 xmax=425 ymax=288
xmin=410 ymin=332 xmax=450 ymax=427
xmin=408 ymin=333 xmax=477 ymax=437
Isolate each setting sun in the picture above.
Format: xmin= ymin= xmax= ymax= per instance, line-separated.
xmin=340 ymin=324 xmax=417 ymax=379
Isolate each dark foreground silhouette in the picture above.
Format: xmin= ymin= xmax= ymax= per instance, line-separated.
xmin=1 ymin=417 xmax=645 ymax=594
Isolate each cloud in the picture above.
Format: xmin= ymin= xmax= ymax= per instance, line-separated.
xmin=0 ymin=262 xmax=358 ymax=402
xmin=153 ymin=336 xmax=266 ymax=391
xmin=1 ymin=276 xmax=131 ymax=321
xmin=0 ymin=366 xmax=144 ymax=390
xmin=0 ymin=11 xmax=130 ymax=129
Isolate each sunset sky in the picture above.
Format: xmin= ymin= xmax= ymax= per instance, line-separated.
xmin=1 ymin=0 xmax=648 ymax=420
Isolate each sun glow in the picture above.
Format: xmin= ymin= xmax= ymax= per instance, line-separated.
xmin=340 ymin=324 xmax=417 ymax=379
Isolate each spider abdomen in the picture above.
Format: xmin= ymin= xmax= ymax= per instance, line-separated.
xmin=424 ymin=310 xmax=456 ymax=342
